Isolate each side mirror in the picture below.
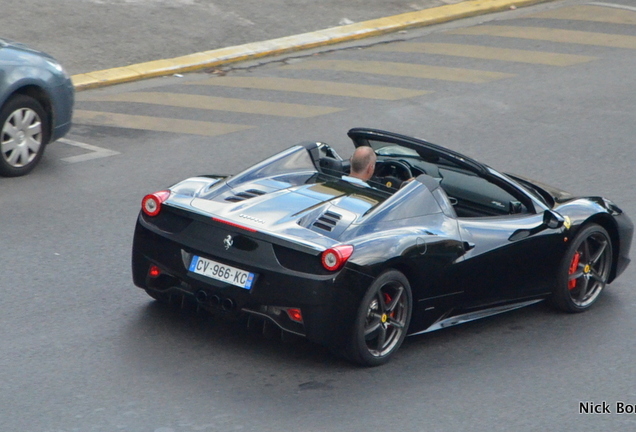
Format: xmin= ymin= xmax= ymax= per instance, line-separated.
xmin=509 ymin=210 xmax=565 ymax=241
xmin=543 ymin=210 xmax=564 ymax=229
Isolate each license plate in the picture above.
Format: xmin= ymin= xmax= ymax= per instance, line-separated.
xmin=189 ymin=255 xmax=255 ymax=290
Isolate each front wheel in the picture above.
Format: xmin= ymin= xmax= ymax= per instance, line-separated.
xmin=0 ymin=94 xmax=50 ymax=176
xmin=345 ymin=270 xmax=412 ymax=366
xmin=550 ymin=224 xmax=613 ymax=313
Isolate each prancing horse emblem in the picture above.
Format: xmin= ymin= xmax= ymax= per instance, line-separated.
xmin=223 ymin=235 xmax=233 ymax=250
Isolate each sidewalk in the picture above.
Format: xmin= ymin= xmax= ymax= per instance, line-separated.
xmin=1 ymin=0 xmax=549 ymax=90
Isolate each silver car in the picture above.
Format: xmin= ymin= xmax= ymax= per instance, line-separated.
xmin=0 ymin=38 xmax=74 ymax=176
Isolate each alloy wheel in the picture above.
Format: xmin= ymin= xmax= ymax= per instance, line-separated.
xmin=567 ymin=231 xmax=612 ymax=308
xmin=1 ymin=106 xmax=43 ymax=168
xmin=363 ymin=280 xmax=409 ymax=358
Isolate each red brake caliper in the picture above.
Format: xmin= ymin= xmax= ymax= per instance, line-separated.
xmin=568 ymin=252 xmax=581 ymax=290
xmin=383 ymin=293 xmax=395 ymax=318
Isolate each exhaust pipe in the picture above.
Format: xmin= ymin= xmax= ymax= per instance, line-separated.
xmin=194 ymin=291 xmax=234 ymax=310
xmin=195 ymin=290 xmax=208 ymax=303
xmin=221 ymin=297 xmax=235 ymax=311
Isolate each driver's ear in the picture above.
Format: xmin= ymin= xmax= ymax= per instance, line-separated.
xmin=367 ymin=162 xmax=375 ymax=177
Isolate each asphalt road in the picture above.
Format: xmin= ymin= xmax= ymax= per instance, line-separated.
xmin=1 ymin=0 xmax=465 ymax=75
xmin=2 ymin=0 xmax=636 ymax=431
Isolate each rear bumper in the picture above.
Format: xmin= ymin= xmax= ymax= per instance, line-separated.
xmin=132 ymin=215 xmax=372 ymax=347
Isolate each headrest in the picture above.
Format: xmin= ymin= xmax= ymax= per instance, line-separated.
xmin=319 ymin=157 xmax=344 ymax=176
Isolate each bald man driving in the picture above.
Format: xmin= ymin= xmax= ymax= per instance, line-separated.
xmin=345 ymin=146 xmax=377 ymax=184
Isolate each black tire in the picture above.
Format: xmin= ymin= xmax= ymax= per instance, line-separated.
xmin=550 ymin=224 xmax=613 ymax=313
xmin=345 ymin=270 xmax=412 ymax=366
xmin=0 ymin=94 xmax=50 ymax=177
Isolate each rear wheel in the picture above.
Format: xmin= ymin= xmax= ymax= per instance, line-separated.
xmin=0 ymin=95 xmax=49 ymax=177
xmin=345 ymin=270 xmax=412 ymax=366
xmin=551 ymin=224 xmax=612 ymax=313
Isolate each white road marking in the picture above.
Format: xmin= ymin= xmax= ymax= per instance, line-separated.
xmin=588 ymin=2 xmax=636 ymax=12
xmin=57 ymin=138 xmax=120 ymax=163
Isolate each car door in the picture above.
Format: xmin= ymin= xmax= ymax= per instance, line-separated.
xmin=454 ymin=213 xmax=566 ymax=306
xmin=430 ymin=160 xmax=569 ymax=305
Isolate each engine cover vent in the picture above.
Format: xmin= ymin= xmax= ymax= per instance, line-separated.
xmin=225 ymin=189 xmax=266 ymax=202
xmin=313 ymin=211 xmax=342 ymax=232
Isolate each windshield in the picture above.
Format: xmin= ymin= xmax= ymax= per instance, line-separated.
xmin=504 ymin=174 xmax=553 ymax=207
xmin=374 ymin=144 xmax=420 ymax=158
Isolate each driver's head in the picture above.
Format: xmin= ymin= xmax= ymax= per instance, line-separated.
xmin=349 ymin=146 xmax=377 ymax=181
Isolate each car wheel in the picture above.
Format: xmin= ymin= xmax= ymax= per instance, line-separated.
xmin=0 ymin=94 xmax=50 ymax=177
xmin=551 ymin=224 xmax=612 ymax=313
xmin=345 ymin=270 xmax=412 ymax=366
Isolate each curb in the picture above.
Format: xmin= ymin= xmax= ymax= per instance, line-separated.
xmin=71 ymin=0 xmax=548 ymax=91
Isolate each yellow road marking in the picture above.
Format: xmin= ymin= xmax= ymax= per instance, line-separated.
xmin=72 ymin=0 xmax=553 ymax=91
xmin=529 ymin=5 xmax=636 ymax=25
xmin=73 ymin=110 xmax=253 ymax=137
xmin=83 ymin=92 xmax=343 ymax=118
xmin=369 ymin=42 xmax=596 ymax=66
xmin=283 ymin=59 xmax=514 ymax=83
xmin=449 ymin=26 xmax=636 ymax=50
xmin=188 ymin=76 xmax=429 ymax=100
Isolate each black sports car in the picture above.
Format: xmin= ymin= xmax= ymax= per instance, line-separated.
xmin=132 ymin=128 xmax=632 ymax=366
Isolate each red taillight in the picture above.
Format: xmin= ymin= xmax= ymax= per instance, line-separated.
xmin=148 ymin=265 xmax=161 ymax=278
xmin=141 ymin=190 xmax=171 ymax=217
xmin=286 ymin=308 xmax=303 ymax=323
xmin=321 ymin=245 xmax=354 ymax=271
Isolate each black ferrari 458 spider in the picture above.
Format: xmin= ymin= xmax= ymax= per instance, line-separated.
xmin=132 ymin=128 xmax=632 ymax=366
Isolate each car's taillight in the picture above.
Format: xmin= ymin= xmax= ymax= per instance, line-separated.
xmin=141 ymin=190 xmax=171 ymax=217
xmin=286 ymin=308 xmax=303 ymax=323
xmin=148 ymin=265 xmax=161 ymax=278
xmin=321 ymin=245 xmax=354 ymax=271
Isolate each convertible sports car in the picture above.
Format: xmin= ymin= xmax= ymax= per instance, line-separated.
xmin=132 ymin=128 xmax=632 ymax=366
